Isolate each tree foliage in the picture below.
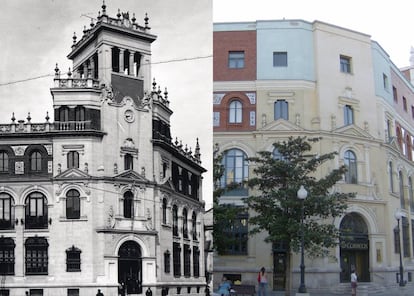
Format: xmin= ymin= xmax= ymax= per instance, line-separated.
xmin=212 ymin=147 xmax=243 ymax=255
xmin=246 ymin=136 xmax=354 ymax=257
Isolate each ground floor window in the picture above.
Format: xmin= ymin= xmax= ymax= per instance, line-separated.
xmin=0 ymin=237 xmax=15 ymax=275
xmin=25 ymin=237 xmax=48 ymax=275
xmin=29 ymin=289 xmax=43 ymax=296
xmin=67 ymin=288 xmax=79 ymax=296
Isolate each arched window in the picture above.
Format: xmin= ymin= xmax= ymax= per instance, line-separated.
xmin=409 ymin=177 xmax=414 ymax=212
xmin=192 ymin=212 xmax=197 ymax=240
xmin=0 ymin=151 xmax=9 ymax=172
xmin=0 ymin=237 xmax=15 ymax=275
xmin=396 ymin=127 xmax=403 ymax=151
xmin=59 ymin=106 xmax=69 ymax=122
xmin=25 ymin=192 xmax=48 ymax=229
xmin=67 ymin=151 xmax=79 ymax=169
xmin=75 ymin=106 xmax=85 ymax=122
xmin=0 ymin=193 xmax=14 ymax=230
xmin=123 ymin=191 xmax=134 ymax=219
xmin=182 ymin=208 xmax=188 ymax=239
xmin=406 ymin=134 xmax=412 ymax=160
xmin=172 ymin=205 xmax=178 ymax=236
xmin=344 ymin=150 xmax=357 ymax=184
xmin=66 ymin=189 xmax=80 ymax=219
xmin=125 ymin=154 xmax=133 ymax=171
xmin=344 ymin=105 xmax=354 ymax=125
xmin=229 ymin=100 xmax=242 ymax=123
xmin=221 ymin=149 xmax=249 ymax=187
xmin=162 ymin=198 xmax=167 ymax=224
xmin=25 ymin=237 xmax=48 ymax=274
xmin=274 ymin=100 xmax=288 ymax=120
xmin=30 ymin=151 xmax=42 ymax=172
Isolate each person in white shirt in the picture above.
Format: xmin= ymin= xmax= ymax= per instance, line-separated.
xmin=350 ymin=269 xmax=358 ymax=296
xmin=257 ymin=267 xmax=268 ymax=296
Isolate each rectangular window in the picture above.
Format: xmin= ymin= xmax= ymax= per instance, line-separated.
xmin=340 ymin=55 xmax=351 ymax=73
xmin=173 ymin=242 xmax=181 ymax=277
xmin=412 ymin=106 xmax=414 ymax=119
xmin=344 ymin=105 xmax=354 ymax=125
xmin=66 ymin=248 xmax=81 ymax=272
xmin=383 ymin=73 xmax=389 ymax=90
xmin=183 ymin=244 xmax=191 ymax=277
xmin=0 ymin=290 xmax=9 ymax=296
xmin=224 ymin=211 xmax=248 ymax=255
xmin=403 ymin=97 xmax=407 ymax=111
xmin=29 ymin=290 xmax=43 ymax=296
xmin=403 ymin=217 xmax=410 ymax=257
xmin=273 ymin=52 xmax=287 ymax=67
xmin=228 ymin=51 xmax=245 ymax=69
xmin=164 ymin=251 xmax=171 ymax=273
xmin=193 ymin=246 xmax=200 ymax=277
xmin=67 ymin=289 xmax=79 ymax=296
xmin=274 ymin=100 xmax=288 ymax=120
xmin=393 ymin=86 xmax=398 ymax=102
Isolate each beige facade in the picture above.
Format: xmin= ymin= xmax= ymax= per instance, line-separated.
xmin=213 ymin=20 xmax=414 ymax=294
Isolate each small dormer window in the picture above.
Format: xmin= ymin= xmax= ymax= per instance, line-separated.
xmin=125 ymin=154 xmax=133 ymax=170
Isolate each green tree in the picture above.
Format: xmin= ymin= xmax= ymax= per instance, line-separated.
xmin=246 ymin=136 xmax=354 ymax=295
xmin=213 ymin=146 xmax=243 ymax=255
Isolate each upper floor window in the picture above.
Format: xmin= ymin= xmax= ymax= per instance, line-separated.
xmin=344 ymin=105 xmax=354 ymax=126
xmin=409 ymin=177 xmax=414 ymax=212
xmin=229 ymin=100 xmax=242 ymax=123
xmin=123 ymin=191 xmax=134 ymax=219
xmin=274 ymin=100 xmax=288 ymax=120
xmin=125 ymin=154 xmax=133 ymax=171
xmin=66 ymin=189 xmax=80 ymax=219
xmin=75 ymin=106 xmax=85 ymax=121
xmin=0 ymin=237 xmax=15 ymax=275
xmin=393 ymin=86 xmax=398 ymax=102
xmin=344 ymin=150 xmax=357 ymax=184
xmin=399 ymin=171 xmax=406 ymax=209
xmin=172 ymin=205 xmax=178 ymax=236
xmin=389 ymin=161 xmax=394 ymax=193
xmin=25 ymin=192 xmax=48 ymax=229
xmin=164 ymin=250 xmax=171 ymax=273
xmin=25 ymin=237 xmax=48 ymax=275
xmin=273 ymin=52 xmax=288 ymax=67
xmin=272 ymin=148 xmax=286 ymax=161
xmin=411 ymin=106 xmax=414 ymax=119
xmin=162 ymin=198 xmax=167 ymax=224
xmin=182 ymin=208 xmax=188 ymax=239
xmin=59 ymin=107 xmax=69 ymax=122
xmin=66 ymin=245 xmax=81 ymax=272
xmin=0 ymin=193 xmax=14 ymax=230
xmin=193 ymin=246 xmax=200 ymax=277
xmin=67 ymin=151 xmax=79 ymax=169
xmin=223 ymin=210 xmax=248 ymax=255
xmin=340 ymin=55 xmax=351 ymax=73
xmin=173 ymin=242 xmax=181 ymax=277
xmin=403 ymin=97 xmax=407 ymax=111
xmin=221 ymin=149 xmax=249 ymax=187
xmin=383 ymin=73 xmax=389 ymax=90
xmin=183 ymin=244 xmax=191 ymax=276
xmin=192 ymin=212 xmax=197 ymax=241
xmin=228 ymin=51 xmax=245 ymax=69
xmin=30 ymin=151 xmax=42 ymax=172
xmin=0 ymin=152 xmax=8 ymax=172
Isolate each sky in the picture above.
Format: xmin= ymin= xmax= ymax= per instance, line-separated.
xmin=0 ymin=0 xmax=213 ymax=207
xmin=213 ymin=0 xmax=414 ymax=69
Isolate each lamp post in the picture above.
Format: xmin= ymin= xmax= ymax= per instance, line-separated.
xmin=297 ymin=185 xmax=308 ymax=293
xmin=394 ymin=209 xmax=405 ymax=286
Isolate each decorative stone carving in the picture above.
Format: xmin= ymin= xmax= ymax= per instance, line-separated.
xmin=107 ymin=206 xmax=116 ymax=229
xmin=12 ymin=146 xmax=27 ymax=156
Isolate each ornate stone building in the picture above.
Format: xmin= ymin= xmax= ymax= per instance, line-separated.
xmin=213 ymin=19 xmax=414 ymax=294
xmin=0 ymin=3 xmax=206 ymax=296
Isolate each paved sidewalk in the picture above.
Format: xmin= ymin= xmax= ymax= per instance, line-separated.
xmin=269 ymin=287 xmax=413 ymax=296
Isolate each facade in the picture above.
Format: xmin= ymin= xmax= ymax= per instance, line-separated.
xmin=0 ymin=3 xmax=207 ymax=296
xmin=213 ymin=19 xmax=414 ymax=294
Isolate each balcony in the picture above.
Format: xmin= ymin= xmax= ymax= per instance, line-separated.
xmin=25 ymin=215 xmax=48 ymax=230
xmin=54 ymin=120 xmax=93 ymax=131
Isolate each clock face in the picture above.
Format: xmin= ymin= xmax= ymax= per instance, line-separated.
xmin=124 ymin=110 xmax=134 ymax=123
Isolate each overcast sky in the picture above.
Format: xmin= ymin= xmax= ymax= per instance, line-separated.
xmin=0 ymin=0 xmax=213 ymax=207
xmin=213 ymin=0 xmax=414 ymax=69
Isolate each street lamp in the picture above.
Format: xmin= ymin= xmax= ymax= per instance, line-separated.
xmin=297 ymin=185 xmax=308 ymax=293
xmin=394 ymin=209 xmax=406 ymax=286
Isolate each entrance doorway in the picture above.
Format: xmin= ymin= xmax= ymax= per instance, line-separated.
xmin=272 ymin=241 xmax=288 ymax=291
xmin=340 ymin=213 xmax=370 ymax=282
xmin=118 ymin=241 xmax=142 ymax=294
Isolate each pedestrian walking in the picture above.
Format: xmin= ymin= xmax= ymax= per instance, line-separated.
xmin=96 ymin=289 xmax=104 ymax=296
xmin=351 ymin=269 xmax=357 ymax=296
xmin=257 ymin=267 xmax=268 ymax=296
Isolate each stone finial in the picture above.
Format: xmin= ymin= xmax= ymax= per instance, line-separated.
xmin=90 ymin=18 xmax=95 ymax=28
xmin=164 ymin=87 xmax=168 ymax=100
xmin=45 ymin=111 xmax=50 ymax=122
xmin=157 ymin=86 xmax=161 ymax=95
xmin=54 ymin=63 xmax=60 ymax=77
xmin=132 ymin=13 xmax=136 ymax=24
xmin=72 ymin=32 xmax=77 ymax=44
xmin=195 ymin=138 xmax=201 ymax=160
xmin=174 ymin=137 xmax=179 ymax=146
xmin=101 ymin=0 xmax=107 ymax=15
xmin=68 ymin=67 xmax=72 ymax=78
xmin=83 ymin=25 xmax=87 ymax=35
xmin=117 ymin=8 xmax=121 ymax=19
xmin=410 ymin=46 xmax=414 ymax=67
xmin=152 ymin=78 xmax=157 ymax=91
xmin=11 ymin=112 xmax=15 ymax=123
xmin=144 ymin=13 xmax=150 ymax=29
xmin=27 ymin=112 xmax=31 ymax=122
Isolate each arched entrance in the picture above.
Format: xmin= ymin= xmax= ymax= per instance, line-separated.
xmin=118 ymin=241 xmax=142 ymax=294
xmin=340 ymin=213 xmax=370 ymax=282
